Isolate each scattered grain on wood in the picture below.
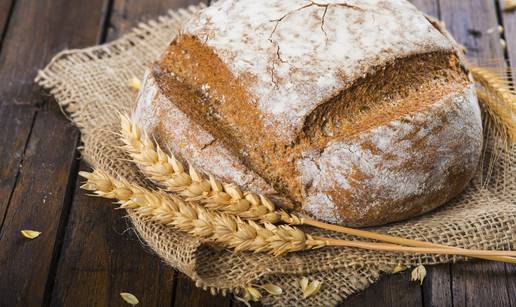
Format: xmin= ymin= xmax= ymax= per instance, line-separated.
xmin=20 ymin=230 xmax=41 ymax=239
xmin=120 ymin=292 xmax=139 ymax=305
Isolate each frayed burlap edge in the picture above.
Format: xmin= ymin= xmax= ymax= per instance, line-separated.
xmin=35 ymin=4 xmax=515 ymax=306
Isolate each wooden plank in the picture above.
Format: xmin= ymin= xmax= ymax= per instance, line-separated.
xmin=505 ymin=264 xmax=516 ymax=307
xmin=341 ymin=271 xmax=423 ymax=307
xmin=106 ymin=0 xmax=206 ymax=42
xmin=439 ymin=0 xmax=505 ymax=60
xmin=0 ymin=0 xmax=109 ymax=305
xmin=410 ymin=0 xmax=440 ymax=18
xmin=451 ymin=261 xmax=512 ymax=307
xmin=422 ymin=264 xmax=452 ymax=307
xmin=498 ymin=3 xmax=516 ymax=303
xmin=0 ymin=108 xmax=80 ymax=306
xmin=439 ymin=1 xmax=512 ymax=306
xmin=173 ymin=275 xmax=232 ymax=306
xmin=0 ymin=0 xmax=15 ymax=44
xmin=495 ymin=3 xmax=516 ymax=306
xmin=500 ymin=0 xmax=516 ymax=85
xmin=50 ymin=1 xmax=210 ymax=306
xmin=0 ymin=0 xmax=109 ymax=106
xmin=49 ymin=162 xmax=176 ymax=307
xmin=173 ymin=273 xmax=231 ymax=307
xmin=0 ymin=105 xmax=35 ymax=228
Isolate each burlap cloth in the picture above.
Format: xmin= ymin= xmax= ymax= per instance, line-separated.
xmin=35 ymin=4 xmax=515 ymax=306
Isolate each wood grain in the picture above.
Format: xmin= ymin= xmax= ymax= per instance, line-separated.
xmin=500 ymin=0 xmax=516 ymax=84
xmin=107 ymin=0 xmax=207 ymax=42
xmin=342 ymin=271 xmax=422 ymax=307
xmin=451 ymin=262 xmax=513 ymax=307
xmin=0 ymin=109 xmax=79 ymax=306
xmin=0 ymin=105 xmax=35 ymax=229
xmin=173 ymin=273 xmax=232 ymax=307
xmin=410 ymin=0 xmax=440 ymax=18
xmin=505 ymin=264 xmax=516 ymax=306
xmin=0 ymin=0 xmax=14 ymax=45
xmin=0 ymin=0 xmax=109 ymax=106
xmin=439 ymin=1 xmax=514 ymax=306
xmin=440 ymin=0 xmax=505 ymax=61
xmin=422 ymin=264 xmax=452 ymax=307
xmin=496 ymin=2 xmax=516 ymax=305
xmin=50 ymin=162 xmax=176 ymax=307
xmin=49 ymin=1 xmax=208 ymax=306
xmin=0 ymin=0 xmax=109 ymax=306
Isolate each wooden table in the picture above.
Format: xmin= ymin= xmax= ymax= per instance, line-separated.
xmin=0 ymin=0 xmax=514 ymax=306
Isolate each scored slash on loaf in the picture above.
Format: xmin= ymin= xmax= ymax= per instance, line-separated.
xmin=132 ymin=0 xmax=483 ymax=226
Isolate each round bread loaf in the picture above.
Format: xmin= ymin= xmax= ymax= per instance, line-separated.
xmin=133 ymin=0 xmax=483 ymax=226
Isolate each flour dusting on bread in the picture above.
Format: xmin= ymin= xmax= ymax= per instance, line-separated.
xmin=184 ymin=0 xmax=453 ymax=141
xmin=298 ymin=85 xmax=482 ymax=225
xmin=133 ymin=70 xmax=276 ymax=194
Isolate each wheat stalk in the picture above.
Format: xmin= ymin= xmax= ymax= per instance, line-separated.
xmin=119 ymin=116 xmax=516 ymax=263
xmin=80 ymin=169 xmax=516 ymax=260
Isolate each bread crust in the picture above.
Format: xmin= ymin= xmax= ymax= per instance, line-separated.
xmin=133 ymin=0 xmax=483 ymax=226
xmin=298 ymin=85 xmax=482 ymax=226
xmin=182 ymin=0 xmax=454 ymax=142
xmin=133 ymin=69 xmax=276 ymax=195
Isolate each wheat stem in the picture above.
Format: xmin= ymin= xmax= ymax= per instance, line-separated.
xmin=120 ymin=116 xmax=516 ymax=263
xmin=303 ymin=218 xmax=515 ymax=263
xmin=305 ymin=219 xmax=516 ymax=263
xmin=321 ymin=238 xmax=516 ymax=261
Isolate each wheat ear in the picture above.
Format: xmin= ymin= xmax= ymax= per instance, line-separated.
xmin=470 ymin=65 xmax=515 ymax=187
xmin=504 ymin=0 xmax=516 ymax=11
xmin=119 ymin=115 xmax=301 ymax=225
xmin=119 ymin=116 xmax=516 ymax=263
xmin=470 ymin=66 xmax=516 ymax=144
xmin=80 ymin=169 xmax=516 ymax=261
xmin=80 ymin=169 xmax=324 ymax=255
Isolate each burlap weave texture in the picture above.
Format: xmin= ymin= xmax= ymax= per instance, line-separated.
xmin=35 ymin=4 xmax=515 ymax=306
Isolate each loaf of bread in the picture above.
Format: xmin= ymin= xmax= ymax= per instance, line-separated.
xmin=133 ymin=0 xmax=483 ymax=226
